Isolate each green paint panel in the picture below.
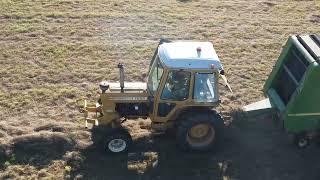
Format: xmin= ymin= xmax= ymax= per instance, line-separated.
xmin=264 ymin=35 xmax=320 ymax=133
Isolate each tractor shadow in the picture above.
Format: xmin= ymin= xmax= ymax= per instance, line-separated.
xmin=68 ymin=111 xmax=251 ymax=179
xmin=66 ymin=110 xmax=262 ymax=179
xmin=69 ymin=131 xmax=236 ymax=180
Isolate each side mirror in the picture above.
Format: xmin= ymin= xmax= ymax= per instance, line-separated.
xmin=220 ymin=70 xmax=233 ymax=93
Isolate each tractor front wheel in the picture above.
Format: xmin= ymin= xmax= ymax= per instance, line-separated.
xmin=176 ymin=112 xmax=224 ymax=151
xmin=92 ymin=126 xmax=132 ymax=153
xmin=105 ymin=130 xmax=132 ymax=153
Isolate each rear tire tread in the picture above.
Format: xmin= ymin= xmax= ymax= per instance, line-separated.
xmin=176 ymin=111 xmax=224 ymax=151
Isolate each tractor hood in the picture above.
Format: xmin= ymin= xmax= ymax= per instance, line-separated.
xmin=108 ymin=82 xmax=147 ymax=92
xmin=100 ymin=81 xmax=148 ymax=103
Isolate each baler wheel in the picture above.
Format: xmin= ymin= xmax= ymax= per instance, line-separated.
xmin=293 ymin=133 xmax=309 ymax=148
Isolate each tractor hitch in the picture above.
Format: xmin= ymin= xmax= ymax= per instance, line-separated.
xmin=76 ymin=98 xmax=100 ymax=128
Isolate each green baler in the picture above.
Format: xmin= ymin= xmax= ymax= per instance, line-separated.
xmin=245 ymin=34 xmax=320 ymax=147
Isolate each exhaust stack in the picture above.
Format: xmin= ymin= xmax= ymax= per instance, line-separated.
xmin=117 ymin=63 xmax=125 ymax=93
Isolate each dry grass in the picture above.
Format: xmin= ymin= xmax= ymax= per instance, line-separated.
xmin=0 ymin=0 xmax=320 ymax=179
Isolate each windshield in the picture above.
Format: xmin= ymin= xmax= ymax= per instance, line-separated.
xmin=193 ymin=73 xmax=216 ymax=102
xmin=147 ymin=56 xmax=164 ymax=96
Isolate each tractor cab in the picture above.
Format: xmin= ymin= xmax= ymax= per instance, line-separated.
xmin=147 ymin=41 xmax=226 ymax=123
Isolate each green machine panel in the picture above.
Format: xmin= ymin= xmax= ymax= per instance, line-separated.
xmin=264 ymin=34 xmax=320 ymax=133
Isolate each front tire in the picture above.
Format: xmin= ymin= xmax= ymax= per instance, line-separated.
xmin=176 ymin=111 xmax=224 ymax=151
xmin=92 ymin=127 xmax=132 ymax=153
xmin=105 ymin=130 xmax=132 ymax=153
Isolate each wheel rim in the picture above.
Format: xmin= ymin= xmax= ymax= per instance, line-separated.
xmin=108 ymin=139 xmax=127 ymax=153
xmin=298 ymin=139 xmax=308 ymax=148
xmin=186 ymin=123 xmax=215 ymax=147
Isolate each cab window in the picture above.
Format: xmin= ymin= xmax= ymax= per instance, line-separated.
xmin=147 ymin=56 xmax=163 ymax=96
xmin=193 ymin=73 xmax=216 ymax=102
xmin=161 ymin=71 xmax=191 ymax=101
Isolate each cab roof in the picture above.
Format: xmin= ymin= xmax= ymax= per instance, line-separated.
xmin=158 ymin=41 xmax=223 ymax=70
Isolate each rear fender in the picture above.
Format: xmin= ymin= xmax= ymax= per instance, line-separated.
xmin=173 ymin=106 xmax=219 ymax=124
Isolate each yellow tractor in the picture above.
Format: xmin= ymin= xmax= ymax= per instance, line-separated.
xmin=78 ymin=39 xmax=232 ymax=153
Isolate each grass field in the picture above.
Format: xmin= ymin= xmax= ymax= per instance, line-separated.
xmin=0 ymin=0 xmax=320 ymax=179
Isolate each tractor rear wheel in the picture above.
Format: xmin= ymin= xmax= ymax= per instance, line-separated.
xmin=176 ymin=112 xmax=224 ymax=151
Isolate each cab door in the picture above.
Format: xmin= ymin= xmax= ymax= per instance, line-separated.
xmin=147 ymin=55 xmax=164 ymax=116
xmin=152 ymin=70 xmax=193 ymax=122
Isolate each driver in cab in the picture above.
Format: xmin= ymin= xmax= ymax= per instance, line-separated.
xmin=161 ymin=71 xmax=190 ymax=101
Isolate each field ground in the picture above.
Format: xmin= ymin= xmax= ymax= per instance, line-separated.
xmin=0 ymin=0 xmax=320 ymax=179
